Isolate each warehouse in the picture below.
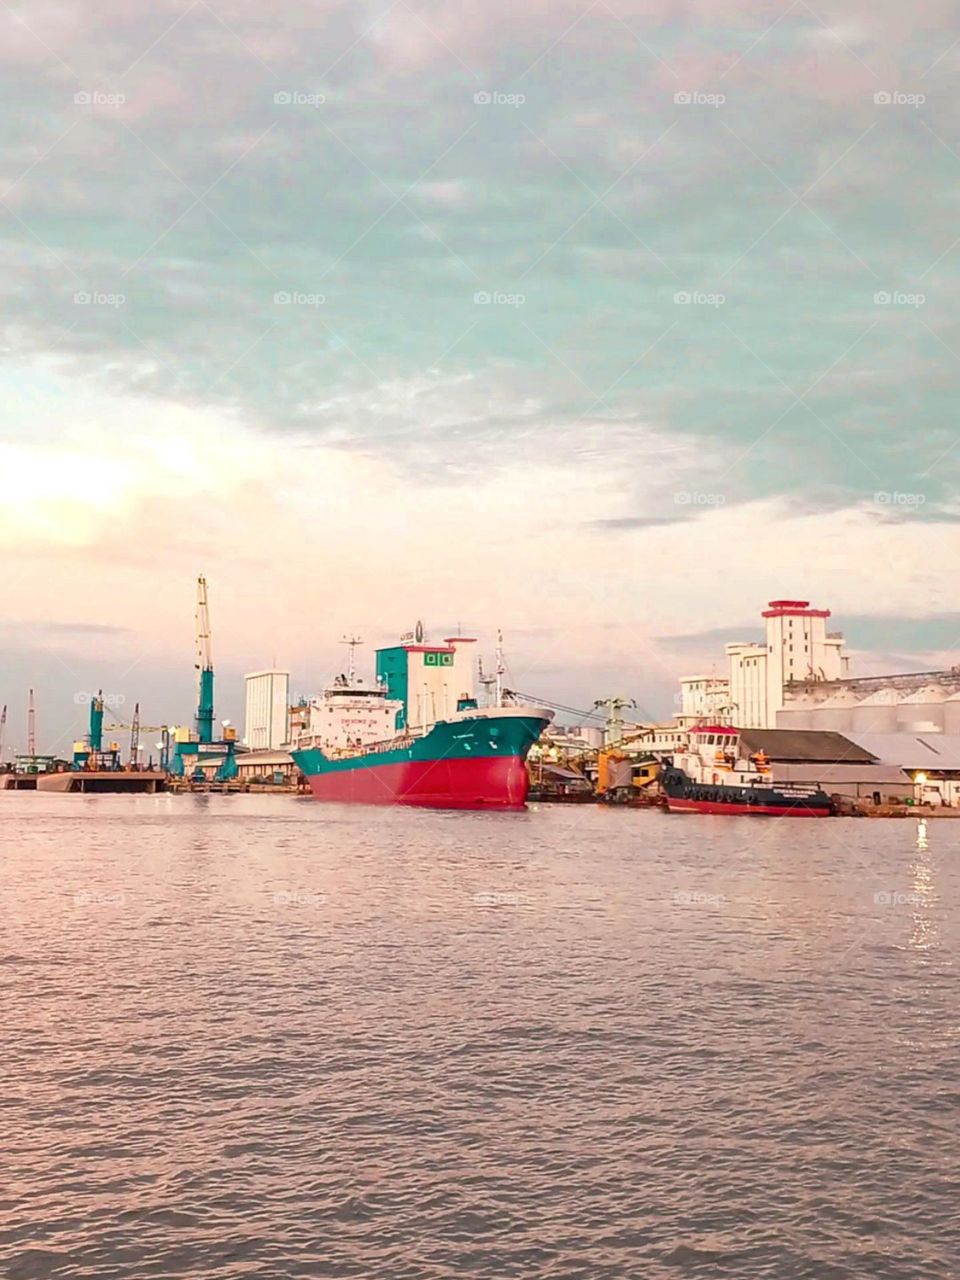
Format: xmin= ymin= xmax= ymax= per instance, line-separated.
xmin=737 ymin=729 xmax=919 ymax=805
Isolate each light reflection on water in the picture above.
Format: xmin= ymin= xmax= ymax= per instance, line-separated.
xmin=3 ymin=794 xmax=959 ymax=1280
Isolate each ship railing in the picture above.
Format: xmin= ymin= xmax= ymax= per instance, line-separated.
xmin=744 ymin=778 xmax=822 ymax=794
xmin=327 ymin=734 xmax=416 ymax=759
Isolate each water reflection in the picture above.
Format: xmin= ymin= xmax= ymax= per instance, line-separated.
xmin=908 ymin=823 xmax=938 ymax=954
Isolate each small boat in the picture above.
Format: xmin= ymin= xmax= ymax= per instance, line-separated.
xmin=660 ymin=724 xmax=835 ymax=817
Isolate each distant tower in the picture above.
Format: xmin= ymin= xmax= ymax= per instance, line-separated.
xmin=27 ymin=689 xmax=36 ymax=756
xmin=243 ymin=670 xmax=291 ymax=750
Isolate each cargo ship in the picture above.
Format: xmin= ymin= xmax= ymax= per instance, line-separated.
xmin=660 ymin=724 xmax=835 ymax=816
xmin=290 ymin=627 xmax=552 ymax=809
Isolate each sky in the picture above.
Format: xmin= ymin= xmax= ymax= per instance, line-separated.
xmin=2 ymin=0 xmax=960 ymax=754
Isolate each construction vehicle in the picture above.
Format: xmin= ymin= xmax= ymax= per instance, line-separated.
xmin=596 ymin=747 xmax=661 ymax=805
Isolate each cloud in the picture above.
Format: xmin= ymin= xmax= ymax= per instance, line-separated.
xmin=3 ymin=0 xmax=960 ymax=736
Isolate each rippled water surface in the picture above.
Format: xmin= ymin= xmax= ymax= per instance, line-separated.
xmin=3 ymin=794 xmax=959 ymax=1279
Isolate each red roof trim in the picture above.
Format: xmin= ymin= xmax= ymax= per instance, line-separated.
xmin=443 ymin=637 xmax=477 ymax=644
xmin=402 ymin=645 xmax=456 ymax=654
xmin=762 ymin=602 xmax=830 ymax=618
xmin=693 ymin=724 xmax=739 ymax=735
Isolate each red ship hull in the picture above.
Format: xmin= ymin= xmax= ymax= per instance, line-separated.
xmin=305 ymin=754 xmax=531 ymax=810
xmin=665 ymin=796 xmax=833 ymax=817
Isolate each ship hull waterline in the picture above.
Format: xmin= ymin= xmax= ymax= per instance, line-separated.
xmin=664 ymin=795 xmax=833 ymax=817
xmin=305 ymin=754 xmax=531 ymax=809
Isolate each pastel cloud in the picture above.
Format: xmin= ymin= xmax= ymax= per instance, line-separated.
xmin=2 ymin=0 xmax=960 ymax=742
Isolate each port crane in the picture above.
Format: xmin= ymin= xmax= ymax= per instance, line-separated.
xmin=196 ymin=576 xmax=215 ymax=745
xmin=101 ymin=702 xmax=171 ymax=769
xmin=72 ymin=692 xmax=123 ymax=771
xmin=593 ymin=696 xmax=638 ymax=744
xmin=170 ymin=576 xmax=237 ymax=782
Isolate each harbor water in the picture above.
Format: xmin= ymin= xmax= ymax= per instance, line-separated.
xmin=3 ymin=795 xmax=958 ymax=1279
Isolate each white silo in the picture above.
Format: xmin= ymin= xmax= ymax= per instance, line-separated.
xmin=944 ymin=691 xmax=960 ymax=735
xmin=776 ymin=703 xmax=815 ymax=729
xmin=851 ymin=687 xmax=899 ymax=734
xmin=896 ymin=684 xmax=947 ymax=734
xmin=808 ymin=686 xmax=862 ymax=732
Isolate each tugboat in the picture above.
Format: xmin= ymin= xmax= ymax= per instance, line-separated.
xmin=660 ymin=724 xmax=835 ymax=817
xmin=290 ymin=627 xmax=553 ymax=810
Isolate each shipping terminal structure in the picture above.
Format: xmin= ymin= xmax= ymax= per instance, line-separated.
xmin=291 ymin=625 xmax=553 ymax=809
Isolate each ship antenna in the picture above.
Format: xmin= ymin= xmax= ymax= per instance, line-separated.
xmin=495 ymin=629 xmax=504 ymax=708
xmin=340 ymin=635 xmax=363 ymax=682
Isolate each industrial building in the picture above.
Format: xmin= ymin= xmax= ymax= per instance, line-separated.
xmin=676 ymin=598 xmax=960 ymax=737
xmin=233 ymin=749 xmax=299 ymax=786
xmin=677 ymin=599 xmax=850 ymax=730
xmin=778 ymin=670 xmax=960 ymax=735
xmin=244 ymin=670 xmax=291 ymax=750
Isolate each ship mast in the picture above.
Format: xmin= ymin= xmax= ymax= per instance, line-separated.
xmin=340 ymin=635 xmax=363 ymax=682
xmin=495 ymin=630 xmax=505 ymax=708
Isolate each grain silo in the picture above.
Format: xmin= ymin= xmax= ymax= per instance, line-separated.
xmin=944 ymin=691 xmax=960 ymax=735
xmin=896 ymin=684 xmax=947 ymax=734
xmin=851 ymin=687 xmax=899 ymax=734
xmin=806 ymin=685 xmax=863 ymax=732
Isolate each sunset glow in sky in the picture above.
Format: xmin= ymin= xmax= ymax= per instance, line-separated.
xmin=2 ymin=0 xmax=959 ymax=751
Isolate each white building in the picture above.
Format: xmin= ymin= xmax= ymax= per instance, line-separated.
xmin=244 ymin=670 xmax=291 ymax=750
xmin=677 ymin=675 xmax=732 ymax=726
xmin=677 ymin=600 xmax=850 ymax=730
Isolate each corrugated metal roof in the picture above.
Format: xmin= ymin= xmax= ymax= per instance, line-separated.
xmin=843 ymin=732 xmax=960 ymax=770
xmin=739 ymin=728 xmax=878 ymax=764
xmin=776 ymin=763 xmax=910 ymax=786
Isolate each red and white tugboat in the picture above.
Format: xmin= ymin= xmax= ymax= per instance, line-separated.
xmin=660 ymin=725 xmax=835 ymax=817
